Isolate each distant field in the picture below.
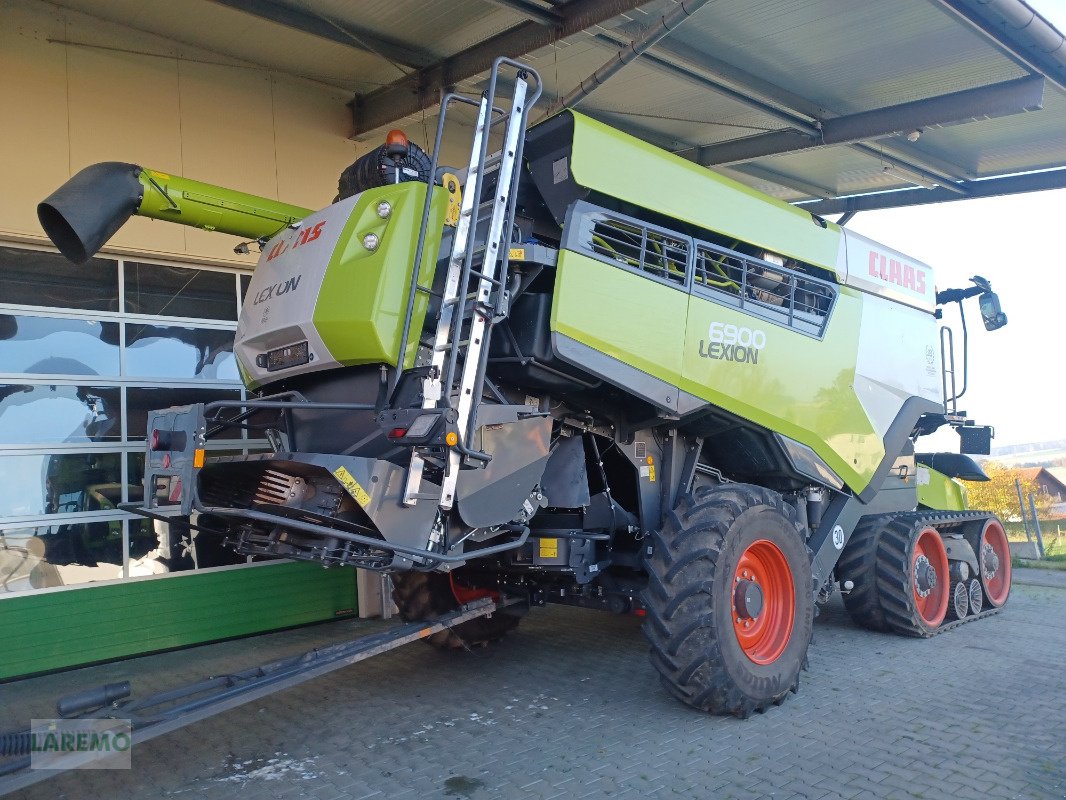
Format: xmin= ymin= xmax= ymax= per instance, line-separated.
xmin=988 ymin=448 xmax=1066 ymax=467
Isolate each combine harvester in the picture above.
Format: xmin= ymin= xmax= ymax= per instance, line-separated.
xmin=33 ymin=58 xmax=1012 ymax=719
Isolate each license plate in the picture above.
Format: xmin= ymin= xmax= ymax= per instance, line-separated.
xmin=265 ymin=341 xmax=309 ymax=372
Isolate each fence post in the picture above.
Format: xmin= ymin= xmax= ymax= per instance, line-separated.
xmin=1028 ymin=493 xmax=1046 ymax=558
xmin=1016 ymin=479 xmax=1032 ymax=542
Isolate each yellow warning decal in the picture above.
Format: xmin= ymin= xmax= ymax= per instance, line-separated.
xmin=648 ymin=465 xmax=656 ymax=482
xmin=333 ymin=466 xmax=371 ymax=507
xmin=442 ymin=171 xmax=462 ymax=227
xmin=539 ymin=537 xmax=558 ymax=559
xmin=509 ymin=247 xmax=525 ymax=260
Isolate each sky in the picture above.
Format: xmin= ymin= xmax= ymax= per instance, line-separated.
xmin=844 ymin=0 xmax=1066 ymax=449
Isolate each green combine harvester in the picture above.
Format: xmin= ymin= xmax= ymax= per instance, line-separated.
xmin=38 ymin=59 xmax=1012 ymax=716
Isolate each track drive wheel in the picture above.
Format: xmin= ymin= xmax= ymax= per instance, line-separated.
xmin=877 ymin=519 xmax=951 ymax=636
xmin=642 ymin=484 xmax=814 ymax=717
xmin=972 ymin=517 xmax=1011 ymax=608
xmin=390 ymin=571 xmax=519 ymax=649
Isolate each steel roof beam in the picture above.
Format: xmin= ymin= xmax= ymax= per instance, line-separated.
xmin=591 ymin=31 xmax=821 ymax=135
xmin=615 ymin=24 xmax=831 ymax=119
xmin=554 ymin=0 xmax=712 ymax=112
xmin=481 ymin=0 xmax=563 ymax=25
xmin=798 ymin=167 xmax=1066 ymax=214
xmin=351 ymin=0 xmax=651 ymax=136
xmin=207 ymin=0 xmax=436 ymax=69
xmin=606 ymin=24 xmax=1004 ymax=189
xmin=598 ymin=26 xmax=973 ymax=192
xmin=696 ymin=76 xmax=1045 ymax=165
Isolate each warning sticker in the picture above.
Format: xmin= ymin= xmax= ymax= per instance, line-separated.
xmin=509 ymin=247 xmax=525 ymax=260
xmin=333 ymin=466 xmax=371 ymax=507
xmin=539 ymin=537 xmax=559 ymax=559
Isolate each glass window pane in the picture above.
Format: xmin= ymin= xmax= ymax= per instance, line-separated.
xmin=0 ymin=522 xmax=123 ymax=593
xmin=239 ymin=274 xmax=251 ymax=303
xmin=0 ymin=452 xmax=123 ymax=517
xmin=0 ymin=247 xmax=118 ymax=312
xmin=0 ymin=384 xmax=121 ymax=444
xmin=124 ymin=323 xmax=237 ymax=380
xmin=124 ymin=262 xmax=238 ymax=321
xmin=0 ymin=315 xmax=120 ymax=376
xmin=128 ymin=516 xmax=245 ymax=574
xmin=127 ymin=387 xmax=241 ymax=439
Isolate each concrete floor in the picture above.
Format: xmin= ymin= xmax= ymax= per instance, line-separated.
xmin=1 ymin=570 xmax=1064 ymax=800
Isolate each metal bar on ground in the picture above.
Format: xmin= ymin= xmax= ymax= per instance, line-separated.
xmin=0 ymin=598 xmax=516 ymax=794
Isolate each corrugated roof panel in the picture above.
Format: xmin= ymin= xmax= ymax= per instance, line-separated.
xmin=271 ymin=0 xmax=527 ymax=60
xmin=41 ymin=0 xmax=1066 ymax=205
xmin=669 ymin=0 xmax=1027 ymax=112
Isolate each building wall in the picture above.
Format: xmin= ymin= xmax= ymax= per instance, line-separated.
xmin=0 ymin=0 xmax=366 ymax=266
xmin=0 ymin=0 xmax=372 ymax=677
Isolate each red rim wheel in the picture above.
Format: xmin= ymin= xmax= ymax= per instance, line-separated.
xmin=911 ymin=527 xmax=949 ymax=628
xmin=978 ymin=518 xmax=1011 ymax=607
xmin=448 ymin=572 xmax=499 ymax=605
xmin=732 ymin=539 xmax=796 ymax=665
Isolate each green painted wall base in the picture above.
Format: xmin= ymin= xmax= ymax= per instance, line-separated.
xmin=0 ymin=561 xmax=357 ymax=680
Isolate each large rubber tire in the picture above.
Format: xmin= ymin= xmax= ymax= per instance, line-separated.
xmin=837 ymin=515 xmax=891 ymax=632
xmin=390 ymin=571 xmax=520 ymax=649
xmin=642 ymin=484 xmax=814 ymax=717
xmin=849 ymin=516 xmax=950 ymax=638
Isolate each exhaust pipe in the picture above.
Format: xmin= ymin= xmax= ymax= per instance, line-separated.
xmin=39 ymin=163 xmax=313 ymax=264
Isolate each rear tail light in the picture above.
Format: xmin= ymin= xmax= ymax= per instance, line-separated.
xmin=150 ymin=429 xmax=187 ymax=451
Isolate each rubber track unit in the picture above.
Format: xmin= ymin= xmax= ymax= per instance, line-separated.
xmin=641 ymin=484 xmax=813 ymax=717
xmin=390 ymin=571 xmax=519 ymax=649
xmin=839 ymin=510 xmax=1001 ymax=638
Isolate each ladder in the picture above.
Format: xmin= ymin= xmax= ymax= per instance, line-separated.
xmin=401 ymin=59 xmax=541 ymax=517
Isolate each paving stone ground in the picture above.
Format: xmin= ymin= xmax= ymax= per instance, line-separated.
xmin=2 ymin=572 xmax=1064 ymax=800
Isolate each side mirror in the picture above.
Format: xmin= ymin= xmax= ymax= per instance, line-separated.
xmin=979 ymin=291 xmax=1007 ymax=331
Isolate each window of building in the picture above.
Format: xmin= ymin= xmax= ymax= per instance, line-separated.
xmin=0 ymin=244 xmax=254 ymax=596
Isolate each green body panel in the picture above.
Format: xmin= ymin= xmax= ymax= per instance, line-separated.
xmin=312 ymin=182 xmax=447 ymax=369
xmin=551 ymin=253 xmax=882 ymax=494
xmin=551 ymin=251 xmax=689 ymax=387
xmin=566 ymin=112 xmax=844 ymax=274
xmin=137 ymin=168 xmax=311 ymax=242
xmin=0 ymin=562 xmax=356 ymax=680
xmin=681 ymin=284 xmax=880 ymax=494
xmin=917 ymin=466 xmax=969 ymax=511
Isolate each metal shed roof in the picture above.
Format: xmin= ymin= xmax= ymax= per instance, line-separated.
xmin=47 ymin=0 xmax=1066 ymax=215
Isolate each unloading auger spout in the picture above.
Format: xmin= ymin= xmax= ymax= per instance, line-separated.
xmin=37 ymin=162 xmax=312 ymax=263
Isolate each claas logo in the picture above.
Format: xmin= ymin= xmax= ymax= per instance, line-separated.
xmin=868 ymin=250 xmax=926 ymax=294
xmin=266 ymin=220 xmax=326 ymax=262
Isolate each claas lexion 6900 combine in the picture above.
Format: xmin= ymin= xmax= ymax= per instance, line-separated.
xmin=38 ymin=60 xmax=1012 ymax=716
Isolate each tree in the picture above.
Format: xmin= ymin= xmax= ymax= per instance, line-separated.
xmin=965 ymin=462 xmax=1053 ymax=519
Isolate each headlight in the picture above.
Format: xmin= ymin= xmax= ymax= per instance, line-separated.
xmin=362 ymin=233 xmax=380 ymax=251
xmin=376 ymin=201 xmax=392 ymax=219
